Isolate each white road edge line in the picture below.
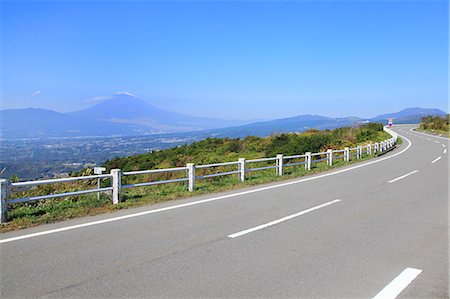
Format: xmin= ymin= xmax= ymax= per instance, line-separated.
xmin=388 ymin=170 xmax=419 ymax=183
xmin=0 ymin=133 xmax=412 ymax=245
xmin=373 ymin=267 xmax=422 ymax=299
xmin=431 ymin=156 xmax=441 ymax=164
xmin=410 ymin=128 xmax=450 ymax=141
xmin=227 ymin=199 xmax=341 ymax=238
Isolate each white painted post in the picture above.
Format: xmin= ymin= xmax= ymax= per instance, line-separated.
xmin=327 ymin=149 xmax=333 ymax=166
xmin=238 ymin=158 xmax=246 ymax=182
xmin=375 ymin=143 xmax=379 ymax=154
xmin=0 ymin=179 xmax=9 ymax=223
xmin=367 ymin=144 xmax=372 ymax=155
xmin=305 ymin=152 xmax=312 ymax=170
xmin=356 ymin=146 xmax=361 ymax=159
xmin=187 ymin=163 xmax=195 ymax=192
xmin=111 ymin=169 xmax=122 ymax=204
xmin=94 ymin=167 xmax=106 ymax=201
xmin=344 ymin=147 xmax=350 ymax=162
xmin=276 ymin=154 xmax=283 ymax=176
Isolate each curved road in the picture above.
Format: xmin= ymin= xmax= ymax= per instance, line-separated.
xmin=0 ymin=125 xmax=448 ymax=298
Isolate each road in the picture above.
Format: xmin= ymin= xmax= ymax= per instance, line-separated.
xmin=0 ymin=126 xmax=448 ymax=298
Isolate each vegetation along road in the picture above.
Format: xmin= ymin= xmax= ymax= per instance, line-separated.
xmin=0 ymin=125 xmax=447 ymax=298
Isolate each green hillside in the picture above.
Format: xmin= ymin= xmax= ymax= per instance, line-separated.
xmin=103 ymin=123 xmax=387 ymax=172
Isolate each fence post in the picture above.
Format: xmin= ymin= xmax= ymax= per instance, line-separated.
xmin=344 ymin=147 xmax=350 ymax=162
xmin=111 ymin=169 xmax=122 ymax=204
xmin=356 ymin=146 xmax=361 ymax=159
xmin=187 ymin=163 xmax=195 ymax=192
xmin=327 ymin=149 xmax=333 ymax=166
xmin=276 ymin=154 xmax=283 ymax=176
xmin=375 ymin=143 xmax=379 ymax=154
xmin=367 ymin=144 xmax=372 ymax=155
xmin=305 ymin=152 xmax=312 ymax=170
xmin=0 ymin=179 xmax=9 ymax=223
xmin=238 ymin=158 xmax=246 ymax=182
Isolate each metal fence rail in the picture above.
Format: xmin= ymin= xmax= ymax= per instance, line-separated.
xmin=0 ymin=126 xmax=398 ymax=223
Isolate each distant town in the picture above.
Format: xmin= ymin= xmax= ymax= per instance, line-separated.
xmin=0 ymin=134 xmax=202 ymax=180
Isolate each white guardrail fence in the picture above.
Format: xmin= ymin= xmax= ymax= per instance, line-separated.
xmin=0 ymin=127 xmax=398 ymax=223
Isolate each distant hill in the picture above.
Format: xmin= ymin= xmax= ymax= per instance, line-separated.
xmin=370 ymin=107 xmax=447 ymax=124
xmin=204 ymin=115 xmax=363 ymax=138
xmin=69 ymin=93 xmax=247 ymax=132
xmin=195 ymin=107 xmax=447 ymax=138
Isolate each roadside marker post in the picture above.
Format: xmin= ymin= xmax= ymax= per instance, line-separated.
xmin=94 ymin=167 xmax=106 ymax=201
xmin=276 ymin=154 xmax=283 ymax=176
xmin=0 ymin=179 xmax=9 ymax=223
xmin=187 ymin=163 xmax=195 ymax=192
xmin=238 ymin=158 xmax=246 ymax=182
xmin=327 ymin=149 xmax=333 ymax=166
xmin=111 ymin=169 xmax=122 ymax=204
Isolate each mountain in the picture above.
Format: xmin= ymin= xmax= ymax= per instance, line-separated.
xmin=370 ymin=107 xmax=447 ymax=124
xmin=69 ymin=93 xmax=246 ymax=132
xmin=0 ymin=108 xmax=152 ymax=138
xmin=202 ymin=115 xmax=363 ymax=138
xmin=198 ymin=107 xmax=447 ymax=138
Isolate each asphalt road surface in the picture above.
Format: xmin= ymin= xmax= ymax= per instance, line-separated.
xmin=1 ymin=125 xmax=448 ymax=298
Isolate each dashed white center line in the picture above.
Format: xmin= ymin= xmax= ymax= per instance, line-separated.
xmin=228 ymin=199 xmax=341 ymax=238
xmin=431 ymin=156 xmax=441 ymax=164
xmin=444 ymin=149 xmax=447 ymax=154
xmin=373 ymin=268 xmax=422 ymax=299
xmin=388 ymin=170 xmax=419 ymax=183
xmin=427 ymin=138 xmax=431 ymax=141
xmin=442 ymin=144 xmax=446 ymax=148
xmin=434 ymin=140 xmax=440 ymax=144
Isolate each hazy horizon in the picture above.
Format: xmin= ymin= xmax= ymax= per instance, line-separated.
xmin=2 ymin=1 xmax=448 ymax=120
xmin=1 ymin=91 xmax=448 ymax=123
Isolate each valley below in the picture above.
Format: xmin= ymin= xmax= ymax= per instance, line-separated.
xmin=0 ymin=133 xmax=204 ymax=180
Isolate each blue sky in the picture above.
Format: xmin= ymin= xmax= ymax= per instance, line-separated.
xmin=1 ymin=1 xmax=448 ymax=120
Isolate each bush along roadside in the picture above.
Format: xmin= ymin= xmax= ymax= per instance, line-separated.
xmin=416 ymin=115 xmax=450 ymax=137
xmin=1 ymin=123 xmax=394 ymax=232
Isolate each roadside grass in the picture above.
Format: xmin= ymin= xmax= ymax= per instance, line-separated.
xmin=2 ymin=153 xmax=379 ymax=233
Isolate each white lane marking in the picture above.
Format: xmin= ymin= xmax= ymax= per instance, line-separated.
xmin=431 ymin=156 xmax=441 ymax=164
xmin=227 ymin=199 xmax=341 ymax=238
xmin=434 ymin=140 xmax=440 ymax=144
xmin=373 ymin=268 xmax=422 ymax=299
xmin=388 ymin=170 xmax=419 ymax=183
xmin=410 ymin=128 xmax=450 ymax=140
xmin=442 ymin=144 xmax=446 ymax=148
xmin=444 ymin=149 xmax=447 ymax=154
xmin=427 ymin=138 xmax=432 ymax=141
xmin=0 ymin=134 xmax=412 ymax=245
